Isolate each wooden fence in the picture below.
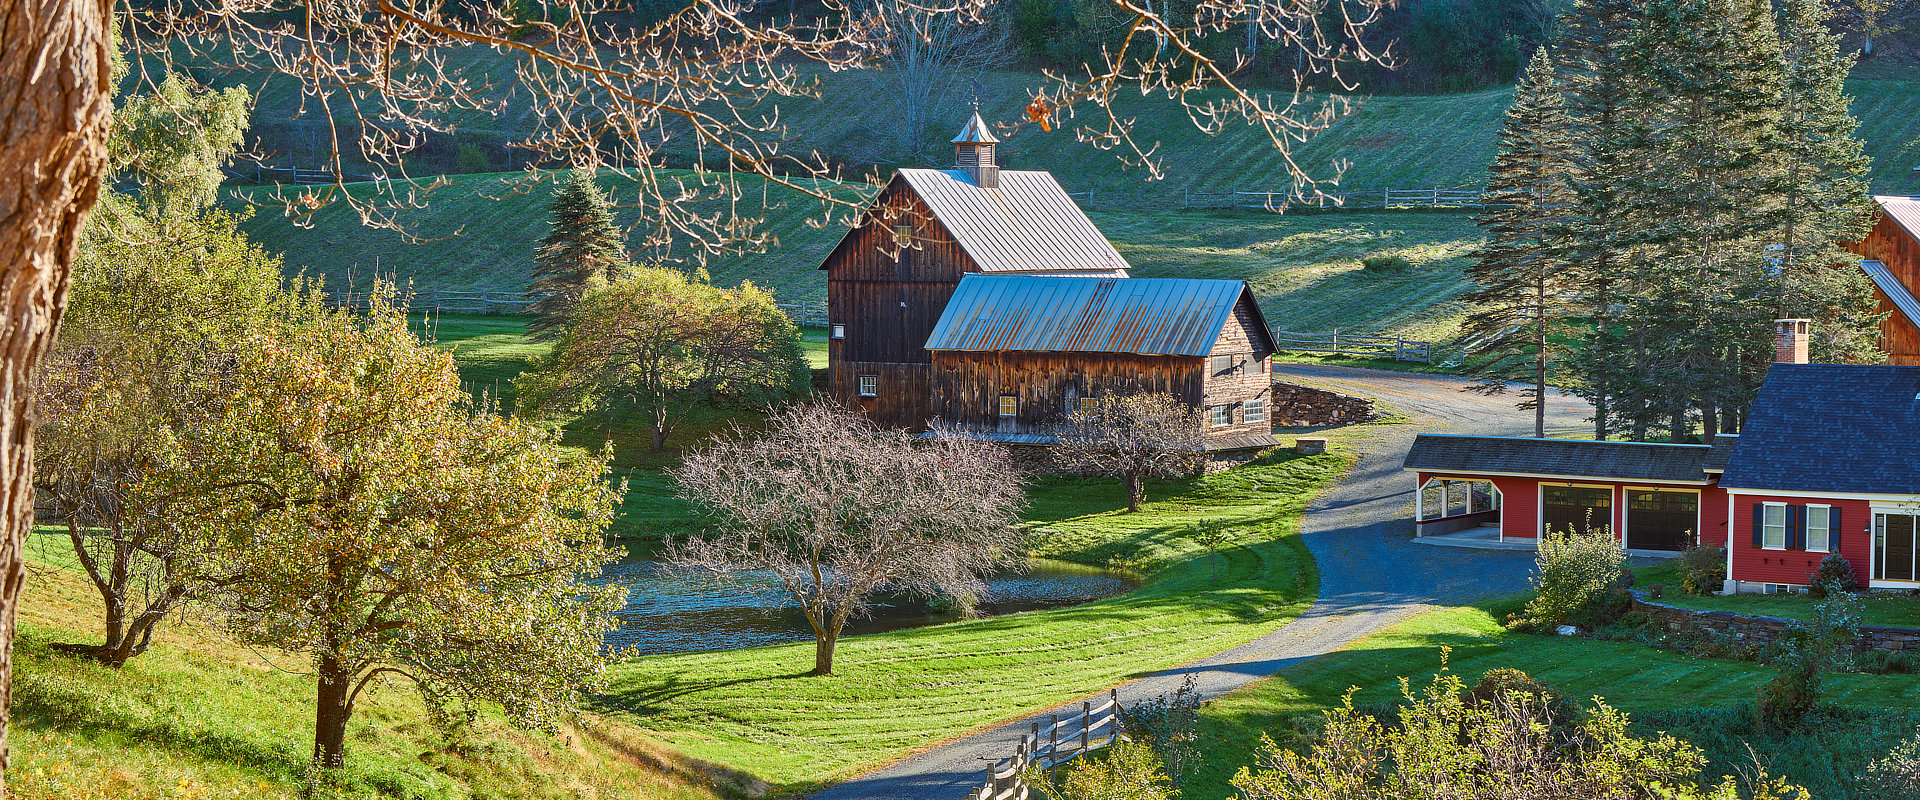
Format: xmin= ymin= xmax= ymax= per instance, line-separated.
xmin=968 ymin=689 xmax=1122 ymax=800
xmin=327 ymin=290 xmax=536 ymax=315
xmin=1271 ymin=329 xmax=1432 ymax=363
xmin=1183 ymin=187 xmax=1487 ymax=212
xmin=774 ymin=302 xmax=829 ymax=327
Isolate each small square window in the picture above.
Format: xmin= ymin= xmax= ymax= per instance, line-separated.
xmin=1077 ymin=397 xmax=1097 ymax=412
xmin=892 ymin=226 xmax=913 ymax=247
xmin=1211 ymin=354 xmax=1235 ymax=376
xmin=999 ymin=396 xmax=1018 ymax=417
xmin=1245 ymin=398 xmax=1266 ymax=424
xmin=1208 ymin=405 xmax=1231 ymax=427
xmin=830 ymin=324 xmax=845 ymax=340
xmin=858 ymin=375 xmax=877 ymax=397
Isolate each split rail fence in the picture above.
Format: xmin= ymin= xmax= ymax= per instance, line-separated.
xmin=968 ymin=689 xmax=1122 ymax=800
xmin=326 ymin=291 xmax=833 ymax=329
xmin=1183 ymin=187 xmax=1487 ymax=211
xmin=1271 ymin=329 xmax=1432 ymax=363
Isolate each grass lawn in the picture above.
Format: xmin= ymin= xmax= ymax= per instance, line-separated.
xmin=595 ymin=431 xmax=1366 ymax=793
xmin=12 ymin=534 xmax=743 ymax=800
xmin=1184 ymin=597 xmax=1920 ymax=800
xmin=1631 ymin=562 xmax=1920 ymax=629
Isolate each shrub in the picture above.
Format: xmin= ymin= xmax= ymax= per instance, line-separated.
xmin=1858 ymin=649 xmax=1916 ymax=675
xmin=1679 ymin=545 xmax=1727 ymax=596
xmin=1808 ymin=553 xmax=1858 ymax=597
xmin=1523 ymin=528 xmax=1627 ymax=628
xmin=1119 ymin=675 xmax=1201 ymax=789
xmin=1868 ymin=728 xmax=1920 ymax=799
xmin=1759 ymin=593 xmax=1862 ymax=729
xmin=1360 ymin=253 xmax=1412 ymax=272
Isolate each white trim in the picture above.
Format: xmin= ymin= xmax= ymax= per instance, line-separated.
xmin=1871 ymin=508 xmax=1920 ymax=584
xmin=1805 ymin=503 xmax=1832 ymax=553
xmin=1725 ymin=491 xmax=1735 ymax=584
xmin=1726 ymin=487 xmax=1920 ymax=503
xmin=1761 ymin=502 xmax=1789 ymax=550
xmin=1404 ymin=467 xmax=1710 ymax=485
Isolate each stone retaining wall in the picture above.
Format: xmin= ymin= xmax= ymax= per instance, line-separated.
xmin=1270 ymin=382 xmax=1377 ymax=427
xmin=1631 ymin=593 xmax=1920 ymax=653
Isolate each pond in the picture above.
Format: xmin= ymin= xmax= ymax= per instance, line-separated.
xmin=595 ymin=541 xmax=1140 ymax=656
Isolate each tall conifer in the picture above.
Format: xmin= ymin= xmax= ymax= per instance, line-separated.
xmin=529 ymin=169 xmax=627 ymax=339
xmin=1464 ymin=49 xmax=1581 ymax=439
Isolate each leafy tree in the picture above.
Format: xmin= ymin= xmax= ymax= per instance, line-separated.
xmin=1051 ymin=393 xmax=1205 ymax=513
xmin=148 ymin=292 xmax=625 ymax=769
xmin=1464 ymin=48 xmax=1581 ymax=439
xmin=1758 ymin=592 xmax=1861 ymax=729
xmin=528 ymin=169 xmax=628 ymax=339
xmin=1523 ymin=527 xmax=1626 ymax=627
xmin=517 ymin=266 xmax=809 ymax=451
xmin=669 ymin=401 xmax=1026 ymax=675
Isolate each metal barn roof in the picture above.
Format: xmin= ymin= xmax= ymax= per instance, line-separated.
xmin=895 ymin=168 xmax=1130 ymax=274
xmin=924 ymin=275 xmax=1260 ymax=356
xmin=1873 ymin=195 xmax=1920 ymax=241
xmin=1864 ymin=259 xmax=1920 ymax=331
xmin=952 ymin=112 xmax=999 ymax=143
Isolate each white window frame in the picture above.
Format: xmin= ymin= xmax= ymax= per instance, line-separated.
xmin=1244 ymin=397 xmax=1266 ymax=425
xmin=1077 ymin=397 xmax=1097 ymax=413
xmin=857 ymin=374 xmax=877 ymax=398
xmin=1761 ymin=502 xmax=1787 ymax=550
xmin=1208 ymin=405 xmax=1231 ymax=428
xmin=1805 ymin=504 xmax=1831 ymax=553
xmin=998 ymin=395 xmax=1018 ymax=418
xmin=830 ymin=324 xmax=845 ymax=340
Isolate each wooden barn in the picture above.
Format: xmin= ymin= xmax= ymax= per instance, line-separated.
xmin=922 ymin=274 xmax=1282 ymax=451
xmin=1844 ymin=195 xmax=1920 ymax=365
xmin=819 ymin=113 xmax=1130 ymax=429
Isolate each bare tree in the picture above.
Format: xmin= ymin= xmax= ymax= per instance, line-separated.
xmin=669 ymin=402 xmax=1026 ymax=675
xmin=854 ymin=0 xmax=1011 ymax=165
xmin=1053 ymin=393 xmax=1204 ymax=513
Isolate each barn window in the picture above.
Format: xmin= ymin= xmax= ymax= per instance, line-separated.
xmin=1078 ymin=397 xmax=1097 ymax=413
xmin=892 ymin=225 xmax=913 ymax=247
xmin=1245 ymin=398 xmax=1266 ymax=424
xmin=858 ymin=375 xmax=878 ymax=397
xmin=831 ymin=324 xmax=846 ymax=340
xmin=1211 ymin=354 xmax=1235 ymax=376
xmin=999 ymin=396 xmax=1018 ymax=417
xmin=1208 ymin=405 xmax=1231 ymax=427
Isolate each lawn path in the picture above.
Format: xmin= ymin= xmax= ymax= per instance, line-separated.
xmin=804 ymin=365 xmax=1591 ymax=800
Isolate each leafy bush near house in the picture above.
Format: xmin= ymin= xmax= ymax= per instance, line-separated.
xmin=1679 ymin=546 xmax=1727 ymax=596
xmin=1520 ymin=528 xmax=1628 ymax=629
xmin=1758 ymin=593 xmax=1862 ymax=729
xmin=1859 ymin=649 xmax=1917 ymax=675
xmin=1809 ymin=553 xmax=1858 ymax=598
xmin=1360 ymin=254 xmax=1413 ymax=272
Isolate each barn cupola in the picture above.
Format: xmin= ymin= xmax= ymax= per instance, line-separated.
xmin=953 ymin=111 xmax=1000 ymax=189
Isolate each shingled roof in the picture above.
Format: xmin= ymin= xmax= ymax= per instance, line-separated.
xmin=1403 ymin=434 xmax=1714 ymax=484
xmin=924 ymin=275 xmax=1276 ymax=357
xmin=1720 ymin=364 xmax=1920 ymax=494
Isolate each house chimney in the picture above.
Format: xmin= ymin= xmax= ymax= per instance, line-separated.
xmin=1773 ymin=318 xmax=1810 ymax=364
xmin=953 ymin=111 xmax=999 ymax=189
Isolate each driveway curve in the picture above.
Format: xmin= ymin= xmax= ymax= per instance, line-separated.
xmin=805 ymin=365 xmax=1592 ymax=800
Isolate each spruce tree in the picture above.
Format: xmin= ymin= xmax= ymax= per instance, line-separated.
xmin=529 ymin=169 xmax=627 ymax=339
xmin=1464 ymin=49 xmax=1582 ymax=439
xmin=1769 ymin=0 xmax=1880 ymax=368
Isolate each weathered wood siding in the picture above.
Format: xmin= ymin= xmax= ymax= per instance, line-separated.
xmin=1201 ymin=298 xmax=1275 ymax=439
xmin=824 ymin=179 xmax=975 ymax=429
xmin=1845 ymin=212 xmax=1920 ymax=365
xmin=929 ymin=352 xmax=1203 ymax=435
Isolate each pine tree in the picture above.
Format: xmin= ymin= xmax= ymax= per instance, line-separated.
xmin=529 ymin=169 xmax=627 ymax=339
xmin=1769 ymin=0 xmax=1880 ymax=368
xmin=1463 ymin=49 xmax=1582 ymax=439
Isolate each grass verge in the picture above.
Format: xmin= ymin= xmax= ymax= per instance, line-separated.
xmin=1185 ymin=596 xmax=1920 ymax=800
xmin=595 ymin=432 xmax=1366 ymax=793
xmin=12 ymin=540 xmax=744 ymax=800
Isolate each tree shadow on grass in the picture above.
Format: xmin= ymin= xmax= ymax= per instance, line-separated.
xmin=597 ymin=669 xmax=817 ymax=716
xmin=576 ymin=716 xmax=776 ymax=798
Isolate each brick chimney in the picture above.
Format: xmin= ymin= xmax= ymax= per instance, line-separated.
xmin=952 ymin=111 xmax=999 ymax=189
xmin=1773 ymin=318 xmax=1810 ymax=364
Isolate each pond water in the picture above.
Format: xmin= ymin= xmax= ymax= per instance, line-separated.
xmin=594 ymin=542 xmax=1139 ymax=656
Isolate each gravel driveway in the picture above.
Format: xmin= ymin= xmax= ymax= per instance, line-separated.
xmin=805 ymin=365 xmax=1593 ymax=800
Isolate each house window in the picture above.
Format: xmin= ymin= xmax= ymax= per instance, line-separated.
xmin=1245 ymin=398 xmax=1266 ymax=425
xmin=999 ymin=396 xmax=1018 ymax=417
xmin=1077 ymin=397 xmax=1097 ymax=413
xmin=858 ymin=375 xmax=877 ymax=397
xmin=830 ymin=324 xmax=845 ymax=340
xmin=1208 ymin=405 xmax=1231 ymax=427
xmin=1211 ymin=354 xmax=1235 ymax=376
xmin=1762 ymin=503 xmax=1787 ymax=550
xmin=1806 ymin=505 xmax=1830 ymax=552
xmin=1252 ymin=355 xmax=1267 ymax=374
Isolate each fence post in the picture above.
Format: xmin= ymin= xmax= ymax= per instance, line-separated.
xmin=1432 ymin=187 xmax=1439 ymax=206
xmin=1395 ymin=336 xmax=1403 ymax=361
xmin=1081 ymin=701 xmax=1091 ymax=754
xmin=1050 ymin=713 xmax=1059 ymax=765
xmin=1110 ymin=688 xmax=1120 ymax=741
xmin=1332 ymin=328 xmax=1339 ymax=356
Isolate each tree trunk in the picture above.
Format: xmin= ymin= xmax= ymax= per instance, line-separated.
xmin=1122 ymin=469 xmax=1142 ymax=513
xmin=0 ymin=0 xmax=115 ymax=786
xmin=313 ymin=655 xmax=354 ymax=769
xmin=651 ymin=426 xmax=667 ymax=452
xmin=811 ymin=610 xmax=847 ymax=676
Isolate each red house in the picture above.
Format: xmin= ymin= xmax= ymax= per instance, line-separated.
xmin=1403 ymin=321 xmax=1920 ymax=594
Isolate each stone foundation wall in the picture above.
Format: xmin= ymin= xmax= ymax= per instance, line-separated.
xmin=1631 ymin=593 xmax=1920 ymax=653
xmin=1270 ymin=382 xmax=1376 ymax=427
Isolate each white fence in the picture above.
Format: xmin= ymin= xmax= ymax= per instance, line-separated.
xmin=1270 ymin=329 xmax=1432 ymax=363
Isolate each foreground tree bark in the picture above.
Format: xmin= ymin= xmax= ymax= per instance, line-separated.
xmin=0 ymin=0 xmax=114 ymax=785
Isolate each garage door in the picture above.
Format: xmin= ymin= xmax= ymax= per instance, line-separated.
xmin=1542 ymin=486 xmax=1611 ymax=537
xmin=1627 ymin=491 xmax=1698 ymax=552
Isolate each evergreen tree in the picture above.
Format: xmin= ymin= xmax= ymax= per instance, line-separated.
xmin=529 ymin=169 xmax=627 ymax=339
xmin=1464 ymin=49 xmax=1582 ymax=439
xmin=1769 ymin=0 xmax=1880 ymax=368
